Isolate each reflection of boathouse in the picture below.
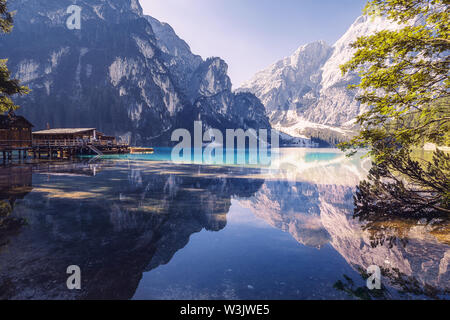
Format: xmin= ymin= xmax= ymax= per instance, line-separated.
xmin=0 ymin=165 xmax=33 ymax=205
xmin=33 ymin=161 xmax=104 ymax=177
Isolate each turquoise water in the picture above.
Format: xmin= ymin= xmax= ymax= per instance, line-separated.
xmin=304 ymin=152 xmax=342 ymax=163
xmin=0 ymin=148 xmax=448 ymax=300
xmin=98 ymin=147 xmax=280 ymax=167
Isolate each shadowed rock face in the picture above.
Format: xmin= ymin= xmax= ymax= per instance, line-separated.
xmin=2 ymin=0 xmax=270 ymax=146
xmin=0 ymin=163 xmax=264 ymax=300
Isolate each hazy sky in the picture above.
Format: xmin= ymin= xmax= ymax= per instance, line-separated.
xmin=139 ymin=0 xmax=367 ymax=87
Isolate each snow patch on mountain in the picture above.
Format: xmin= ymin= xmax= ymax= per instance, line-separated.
xmin=45 ymin=47 xmax=69 ymax=74
xmin=272 ymin=110 xmax=353 ymax=137
xmin=15 ymin=60 xmax=40 ymax=83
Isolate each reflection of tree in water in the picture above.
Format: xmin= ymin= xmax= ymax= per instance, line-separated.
xmin=355 ymin=185 xmax=449 ymax=249
xmin=334 ymin=272 xmax=388 ymax=300
xmin=0 ymin=165 xmax=32 ymax=249
xmin=384 ymin=267 xmax=450 ymax=299
xmin=0 ymin=162 xmax=265 ymax=300
xmin=0 ymin=200 xmax=27 ymax=246
xmin=239 ymin=168 xmax=448 ymax=300
xmin=348 ymin=171 xmax=450 ymax=299
xmin=357 ymin=217 xmax=449 ymax=250
xmin=354 ymin=164 xmax=449 ymax=249
xmin=334 ymin=265 xmax=449 ymax=300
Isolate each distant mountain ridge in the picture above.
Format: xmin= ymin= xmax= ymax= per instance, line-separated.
xmin=1 ymin=0 xmax=272 ymax=146
xmin=238 ymin=15 xmax=402 ymax=137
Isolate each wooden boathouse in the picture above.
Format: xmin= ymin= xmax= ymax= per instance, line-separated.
xmin=0 ymin=114 xmax=33 ymax=161
xmin=31 ymin=128 xmax=130 ymax=158
xmin=0 ymin=114 xmax=158 ymax=162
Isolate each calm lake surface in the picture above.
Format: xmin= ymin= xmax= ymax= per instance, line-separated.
xmin=0 ymin=148 xmax=448 ymax=300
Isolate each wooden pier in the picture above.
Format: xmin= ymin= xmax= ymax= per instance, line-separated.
xmin=130 ymin=147 xmax=154 ymax=154
xmin=0 ymin=146 xmax=30 ymax=163
xmin=30 ymin=140 xmax=130 ymax=159
xmin=0 ymin=141 xmax=130 ymax=163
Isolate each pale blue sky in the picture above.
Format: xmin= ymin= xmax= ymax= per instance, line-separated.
xmin=140 ymin=0 xmax=367 ymax=87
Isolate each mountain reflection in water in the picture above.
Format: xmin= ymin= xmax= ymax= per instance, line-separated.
xmin=0 ymin=149 xmax=448 ymax=300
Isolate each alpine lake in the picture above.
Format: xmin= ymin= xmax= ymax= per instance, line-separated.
xmin=0 ymin=148 xmax=448 ymax=300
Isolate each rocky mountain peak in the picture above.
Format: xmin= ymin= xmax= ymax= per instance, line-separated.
xmin=239 ymin=15 xmax=403 ymax=132
xmin=239 ymin=40 xmax=332 ymax=113
xmin=193 ymin=57 xmax=232 ymax=98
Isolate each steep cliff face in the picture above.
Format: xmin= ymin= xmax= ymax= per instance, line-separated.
xmin=239 ymin=15 xmax=402 ymax=133
xmin=1 ymin=0 xmax=270 ymax=145
xmin=146 ymin=15 xmax=272 ymax=134
xmin=3 ymin=0 xmax=172 ymax=143
xmin=145 ymin=15 xmax=203 ymax=98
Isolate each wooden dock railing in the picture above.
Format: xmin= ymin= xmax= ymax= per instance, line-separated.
xmin=32 ymin=139 xmax=85 ymax=147
xmin=32 ymin=139 xmax=129 ymax=148
xmin=1 ymin=139 xmax=131 ymax=159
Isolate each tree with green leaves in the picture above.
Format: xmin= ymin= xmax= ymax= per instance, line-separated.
xmin=0 ymin=0 xmax=29 ymax=113
xmin=340 ymin=0 xmax=449 ymax=215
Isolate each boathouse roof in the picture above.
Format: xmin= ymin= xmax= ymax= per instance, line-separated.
xmin=32 ymin=128 xmax=96 ymax=135
xmin=0 ymin=115 xmax=34 ymax=129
